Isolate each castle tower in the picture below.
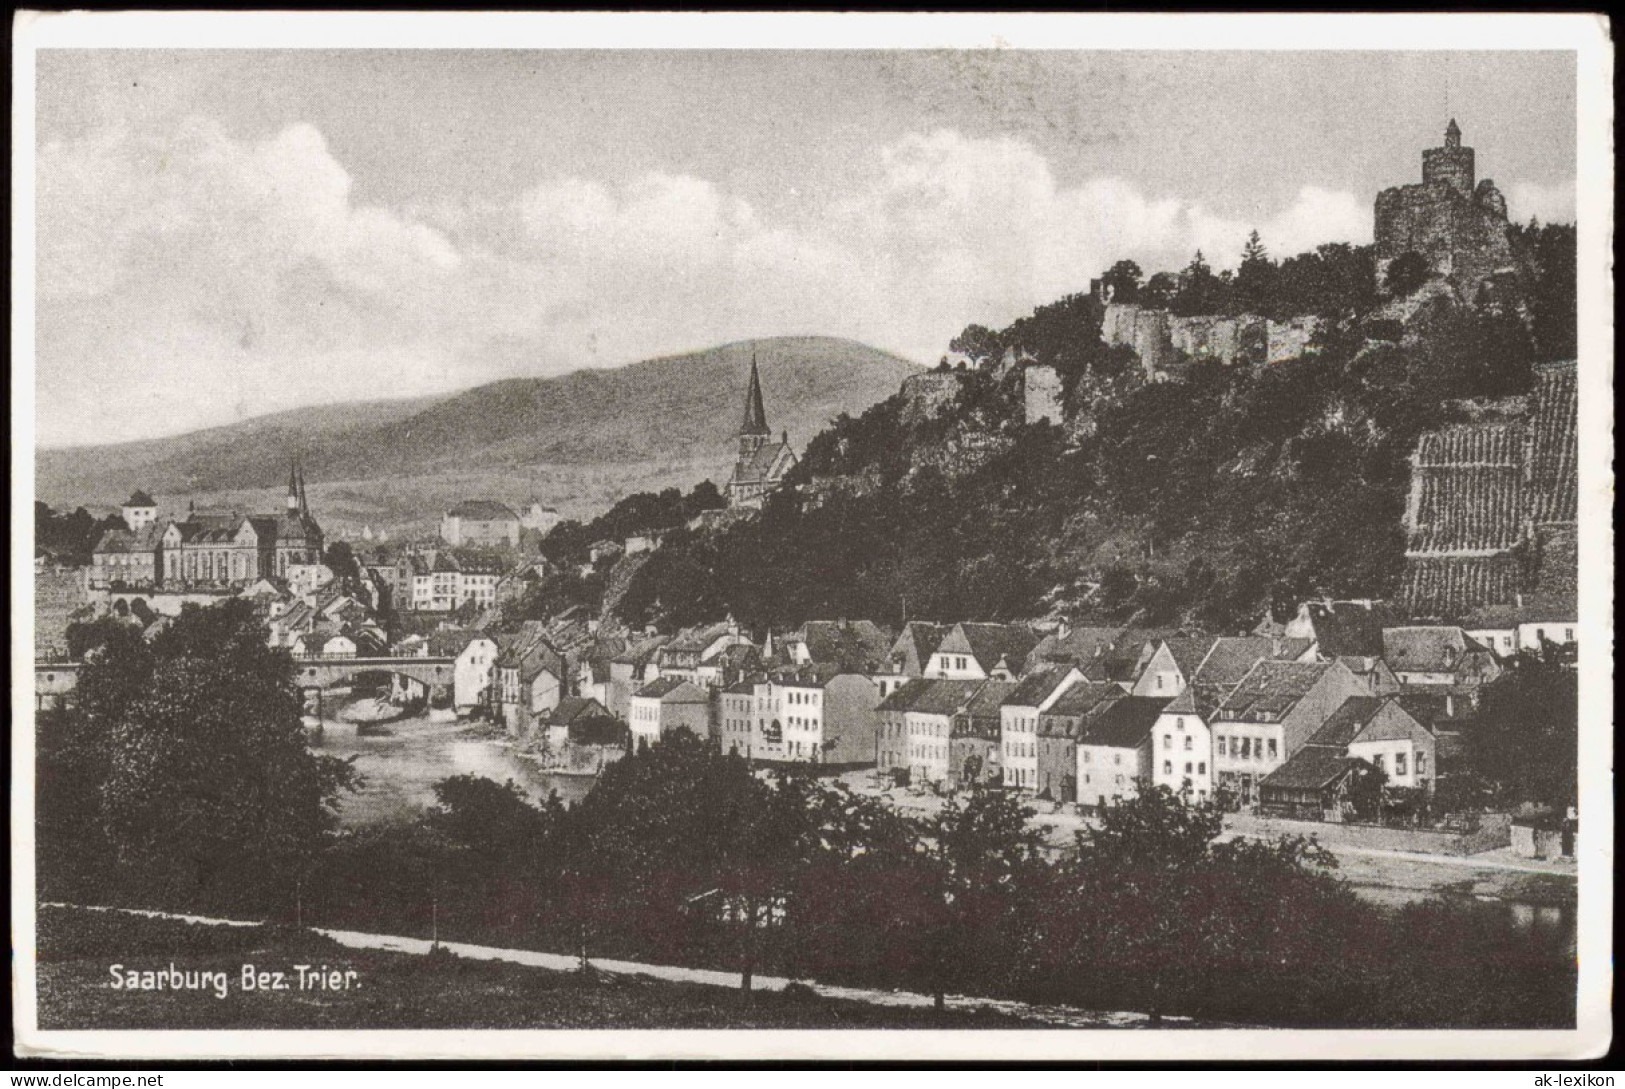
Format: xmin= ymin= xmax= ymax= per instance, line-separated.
xmin=1422 ymin=118 xmax=1475 ymax=198
xmin=738 ymin=353 xmax=771 ymax=459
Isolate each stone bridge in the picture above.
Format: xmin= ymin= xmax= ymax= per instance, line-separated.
xmin=291 ymin=655 xmax=456 ymax=690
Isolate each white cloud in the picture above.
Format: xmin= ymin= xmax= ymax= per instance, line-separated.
xmin=1507 ymin=181 xmax=1576 ymax=225
xmin=36 ymin=120 xmax=1378 ymax=446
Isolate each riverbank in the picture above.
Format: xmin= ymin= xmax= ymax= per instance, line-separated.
xmin=310 ymin=714 xmax=596 ymax=826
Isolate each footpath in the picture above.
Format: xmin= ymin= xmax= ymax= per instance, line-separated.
xmin=41 ymin=902 xmax=1189 ymax=1029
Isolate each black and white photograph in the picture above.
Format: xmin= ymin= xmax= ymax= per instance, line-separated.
xmin=12 ymin=11 xmax=1612 ymax=1063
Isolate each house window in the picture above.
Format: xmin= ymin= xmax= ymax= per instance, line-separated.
xmin=1373 ymin=754 xmax=1384 ymax=772
xmin=1216 ymin=737 xmax=1227 ymax=757
xmin=1396 ymin=753 xmax=1407 ymax=776
xmin=1185 ymin=763 xmax=1193 ymax=775
xmin=1564 ymin=628 xmax=1574 ymax=642
xmin=1416 ymin=752 xmax=1427 ymax=775
xmin=1114 ymin=753 xmax=1122 ymax=766
xmin=1163 ymin=761 xmax=1172 ymax=775
xmin=1083 ymin=750 xmax=1091 ymax=764
xmin=1198 ymin=762 xmax=1206 ymax=775
xmin=1184 ymin=735 xmax=1193 ymax=751
xmin=1163 ymin=735 xmax=1172 ymax=750
xmin=1156 ymin=675 xmax=1165 ymax=690
xmin=1267 ymin=739 xmax=1277 ymax=760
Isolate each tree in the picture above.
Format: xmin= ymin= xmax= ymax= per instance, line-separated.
xmin=1141 ymin=272 xmax=1179 ymax=309
xmin=1235 ymin=230 xmax=1277 ymax=315
xmin=948 ymin=324 xmax=1004 ymax=366
xmin=912 ymin=785 xmax=1044 ymax=1009
xmin=1463 ymin=656 xmax=1578 ymax=807
xmin=95 ymin=599 xmax=358 ymax=904
xmin=1098 ymin=259 xmax=1144 ymax=304
xmin=66 ymin=616 xmax=132 ymax=660
xmin=324 ymin=541 xmax=361 ymax=587
xmin=1173 ymin=250 xmax=1228 ymax=316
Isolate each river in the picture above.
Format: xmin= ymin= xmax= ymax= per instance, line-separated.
xmin=309 ymin=713 xmax=596 ymax=827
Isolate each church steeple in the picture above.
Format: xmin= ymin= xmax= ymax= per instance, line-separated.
xmin=737 ymin=353 xmax=771 ymax=460
xmin=297 ymin=463 xmax=310 ymax=517
xmin=740 ymin=354 xmax=770 ymax=437
xmin=286 ymin=458 xmax=300 ymax=512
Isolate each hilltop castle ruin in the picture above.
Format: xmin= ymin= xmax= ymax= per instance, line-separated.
xmin=1373 ymin=119 xmax=1522 ymax=303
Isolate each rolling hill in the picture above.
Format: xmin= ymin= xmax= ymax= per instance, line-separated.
xmin=35 ymin=337 xmax=919 ymax=534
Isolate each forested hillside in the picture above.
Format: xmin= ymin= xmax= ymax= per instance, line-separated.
xmin=516 ymin=224 xmax=1576 ymax=635
xmin=36 ymin=337 xmax=918 ymax=529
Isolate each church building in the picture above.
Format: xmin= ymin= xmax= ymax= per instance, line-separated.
xmin=726 ymin=355 xmax=796 ymax=509
xmin=159 ymin=460 xmax=325 ymax=587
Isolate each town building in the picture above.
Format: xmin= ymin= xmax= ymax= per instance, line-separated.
xmin=441 ymin=500 xmax=521 ymax=550
xmin=1382 ymin=626 xmax=1503 ymax=693
xmin=1149 ymin=685 xmax=1222 ymax=802
xmin=607 ymin=632 xmax=670 ymax=721
xmin=718 ymin=681 xmax=758 ymax=758
xmin=785 ymin=619 xmax=895 ymax=673
xmin=875 ymin=678 xmax=983 ymax=786
xmin=90 ymin=524 xmax=162 ymax=589
xmin=727 ymin=355 xmax=797 ymax=509
xmin=538 ymin=696 xmax=618 ymax=754
xmin=1188 ymin=635 xmax=1316 ymax=691
xmin=493 ymin=631 xmax=566 ymax=738
xmin=436 ymin=631 xmax=499 ymax=714
xmin=1129 ymin=636 xmax=1216 ymax=698
xmin=1334 ymin=655 xmax=1404 ymax=697
xmin=748 ymin=669 xmax=884 ymax=766
xmin=887 ymin=621 xmax=952 ymax=678
xmin=1035 ymin=681 xmax=1128 ymax=802
xmin=694 ymin=641 xmax=762 ymax=690
xmin=656 ymin=621 xmax=753 ymax=688
xmin=999 ymin=665 xmax=1084 ymax=792
xmin=286 ymin=563 xmax=336 ymax=598
xmin=1259 ymin=697 xmax=1436 ymax=819
xmin=1210 ymin=659 xmax=1369 ymax=808
xmin=1255 ymin=748 xmax=1378 ymax=823
xmin=925 ymin=622 xmax=1039 ymax=681
xmin=1075 ymin=696 xmax=1171 ymax=810
xmin=629 ymin=676 xmax=712 ymax=748
xmin=950 ymin=680 xmax=1014 ymax=787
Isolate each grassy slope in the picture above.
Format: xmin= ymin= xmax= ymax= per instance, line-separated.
xmin=35 ymin=907 xmax=1027 ymax=1031
xmin=36 ymin=337 xmax=919 ymax=534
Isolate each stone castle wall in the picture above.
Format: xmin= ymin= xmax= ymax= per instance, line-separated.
xmin=899 ymin=371 xmax=966 ymax=427
xmin=1100 ymin=304 xmax=1321 ymax=373
xmin=1022 ymin=364 xmax=1066 ymax=425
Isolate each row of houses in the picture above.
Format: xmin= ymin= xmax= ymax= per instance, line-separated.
xmin=407 ymin=601 xmax=1558 ymax=825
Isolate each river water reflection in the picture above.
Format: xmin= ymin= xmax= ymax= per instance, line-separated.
xmin=310 ymin=714 xmax=595 ymax=827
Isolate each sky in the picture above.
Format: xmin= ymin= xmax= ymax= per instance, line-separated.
xmin=34 ymin=49 xmax=1577 ymax=447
